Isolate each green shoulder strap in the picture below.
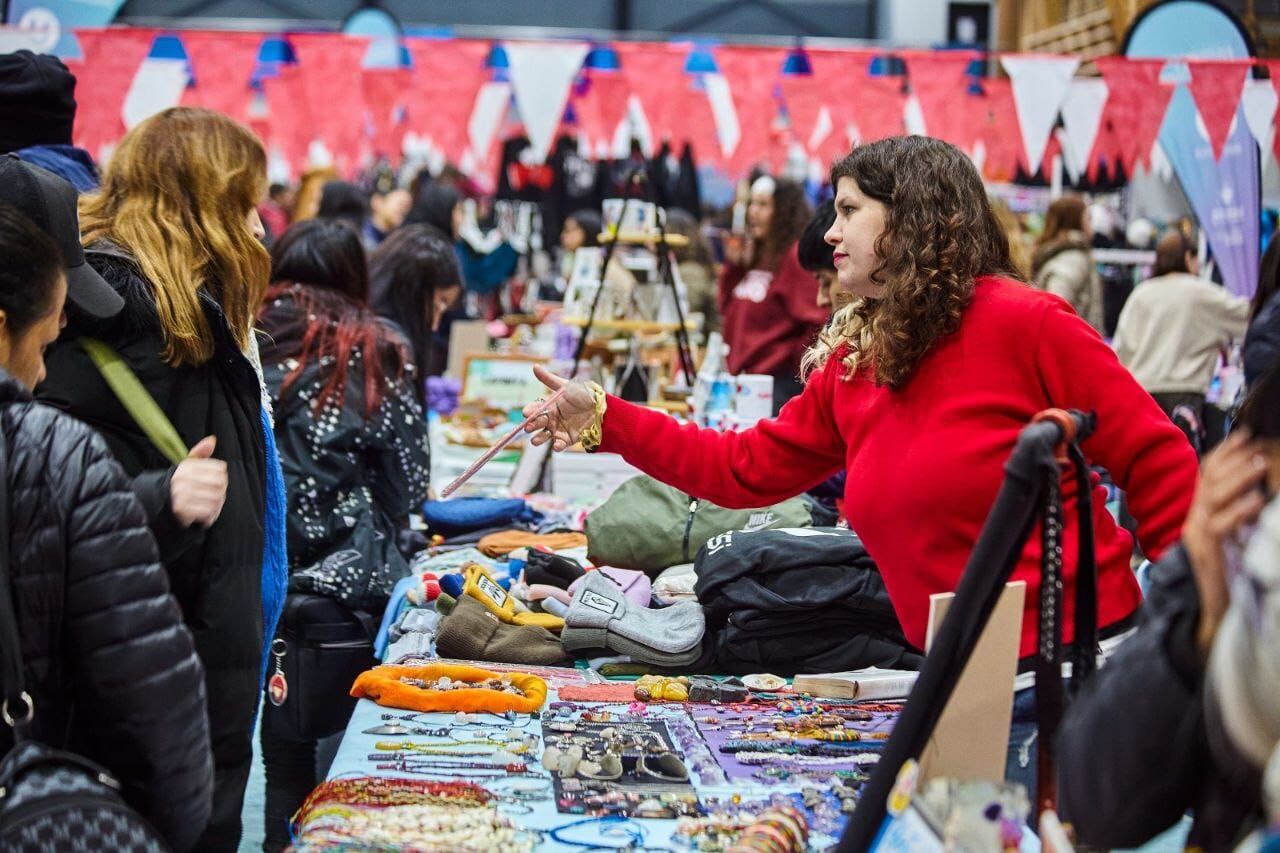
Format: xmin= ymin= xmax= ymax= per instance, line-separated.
xmin=78 ymin=337 xmax=189 ymax=466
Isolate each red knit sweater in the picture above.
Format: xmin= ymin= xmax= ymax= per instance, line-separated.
xmin=717 ymin=244 xmax=829 ymax=377
xmin=601 ymin=276 xmax=1198 ymax=657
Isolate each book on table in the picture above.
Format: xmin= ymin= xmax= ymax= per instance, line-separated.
xmin=791 ymin=667 xmax=919 ymax=700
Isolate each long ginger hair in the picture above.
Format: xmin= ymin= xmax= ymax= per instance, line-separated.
xmin=79 ymin=107 xmax=270 ymax=366
xmin=803 ymin=136 xmax=1019 ymax=389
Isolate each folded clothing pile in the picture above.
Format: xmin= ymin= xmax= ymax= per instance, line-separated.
xmin=422 ymin=497 xmax=543 ymax=537
xmin=562 ymin=571 xmax=705 ymax=668
xmin=584 ymin=475 xmax=813 ymax=574
xmin=694 ymin=527 xmax=922 ymax=675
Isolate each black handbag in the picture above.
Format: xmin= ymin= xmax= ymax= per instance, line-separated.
xmin=0 ymin=416 xmax=168 ymax=852
xmin=267 ymin=593 xmax=378 ymax=742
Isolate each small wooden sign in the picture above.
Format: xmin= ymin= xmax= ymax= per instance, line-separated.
xmin=459 ymin=353 xmax=548 ymax=411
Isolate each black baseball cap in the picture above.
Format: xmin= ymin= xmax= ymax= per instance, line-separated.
xmin=0 ymin=155 xmax=122 ymax=318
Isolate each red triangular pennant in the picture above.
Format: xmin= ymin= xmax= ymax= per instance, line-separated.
xmin=573 ymin=70 xmax=631 ymax=150
xmin=179 ymin=30 xmax=262 ymax=123
xmin=780 ymin=75 xmax=823 ymax=149
xmin=903 ymin=50 xmax=979 ymax=148
xmin=403 ymin=38 xmax=490 ymax=163
xmin=72 ymin=28 xmax=157 ymax=158
xmin=362 ymin=67 xmax=413 ymax=159
xmin=975 ymin=78 xmax=1025 ymax=182
xmin=260 ymin=64 xmax=313 ymax=171
xmin=615 ymin=42 xmax=688 ymax=145
xmin=1096 ymin=56 xmax=1172 ymax=173
xmin=715 ymin=46 xmax=787 ymax=175
xmin=288 ymin=34 xmax=371 ymax=171
xmin=1187 ymin=59 xmax=1251 ymax=160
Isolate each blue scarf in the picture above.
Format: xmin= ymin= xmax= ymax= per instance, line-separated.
xmin=259 ymin=404 xmax=288 ymax=686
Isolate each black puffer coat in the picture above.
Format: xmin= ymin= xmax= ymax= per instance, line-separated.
xmin=37 ymin=245 xmax=267 ymax=850
xmin=0 ymin=370 xmax=212 ymax=851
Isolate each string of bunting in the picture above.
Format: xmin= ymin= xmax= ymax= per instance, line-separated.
xmin=66 ymin=28 xmax=1280 ymax=185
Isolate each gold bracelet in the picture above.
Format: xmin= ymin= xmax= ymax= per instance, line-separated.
xmin=579 ymin=382 xmax=607 ymax=452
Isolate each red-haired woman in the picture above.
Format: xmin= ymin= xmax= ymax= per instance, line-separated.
xmin=256 ymin=219 xmax=431 ymax=850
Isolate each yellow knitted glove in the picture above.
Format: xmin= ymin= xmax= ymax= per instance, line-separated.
xmin=462 ymin=564 xmax=565 ymax=632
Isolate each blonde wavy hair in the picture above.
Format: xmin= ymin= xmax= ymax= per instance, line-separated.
xmin=803 ymin=136 xmax=1021 ymax=389
xmin=80 ymin=107 xmax=270 ymax=366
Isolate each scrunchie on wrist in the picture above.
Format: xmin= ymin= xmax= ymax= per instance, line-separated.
xmin=579 ymin=382 xmax=608 ymax=452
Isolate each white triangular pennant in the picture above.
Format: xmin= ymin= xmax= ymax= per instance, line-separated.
xmin=614 ymin=94 xmax=653 ymax=158
xmin=808 ymin=105 xmax=833 ymax=152
xmin=504 ymin=41 xmax=590 ymax=162
xmin=122 ymin=58 xmax=188 ymax=129
xmin=1060 ymin=77 xmax=1108 ymax=178
xmin=1000 ymin=54 xmax=1081 ymax=175
xmin=703 ymin=73 xmax=740 ymax=158
xmin=903 ymin=95 xmax=926 ymax=136
xmin=1241 ymin=78 xmax=1278 ymax=152
xmin=468 ymin=81 xmax=511 ymax=160
xmin=1150 ymin=140 xmax=1175 ymax=182
xmin=1055 ymin=127 xmax=1080 ymax=183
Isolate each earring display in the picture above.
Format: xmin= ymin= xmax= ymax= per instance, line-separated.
xmin=540 ymin=715 xmax=702 ymax=818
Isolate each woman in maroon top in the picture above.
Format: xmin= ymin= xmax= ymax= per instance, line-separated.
xmin=719 ymin=176 xmax=830 ymax=413
xmin=524 ymin=136 xmax=1198 ymax=672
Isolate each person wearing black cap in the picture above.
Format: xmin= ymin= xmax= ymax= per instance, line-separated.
xmin=0 ymin=155 xmax=121 ymax=319
xmin=0 ymin=200 xmax=213 ymax=850
xmin=0 ymin=50 xmax=99 ymax=192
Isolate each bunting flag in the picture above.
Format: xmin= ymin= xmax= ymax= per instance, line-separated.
xmin=1186 ymin=59 xmax=1251 ymax=161
xmin=505 ymin=41 xmax=591 ymax=162
xmin=1267 ymin=61 xmax=1280 ymax=166
xmin=122 ymin=56 xmax=188 ymax=130
xmin=72 ymin=28 xmax=157 ymax=158
xmin=780 ymin=74 xmax=824 ymax=152
xmin=1059 ymin=77 xmax=1109 ymax=179
xmin=260 ymin=64 xmax=314 ymax=171
xmin=1241 ymin=77 xmax=1278 ymax=165
xmin=974 ymin=78 xmax=1025 ymax=182
xmin=1000 ymin=54 xmax=1080 ymax=176
xmin=615 ymin=42 xmax=694 ymax=147
xmin=715 ymin=46 xmax=787 ymax=175
xmin=179 ymin=30 xmax=263 ymax=123
xmin=405 ymin=39 xmax=491 ymax=164
xmin=468 ymin=80 xmax=512 ymax=164
xmin=572 ymin=70 xmax=631 ymax=150
xmin=906 ymin=50 xmax=980 ymax=148
xmin=288 ymin=34 xmax=370 ymax=170
xmin=1097 ymin=56 xmax=1173 ymax=174
xmin=362 ymin=67 xmax=413 ymax=159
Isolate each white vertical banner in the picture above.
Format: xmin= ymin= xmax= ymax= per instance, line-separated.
xmin=1060 ymin=77 xmax=1108 ymax=179
xmin=504 ymin=41 xmax=590 ymax=162
xmin=1000 ymin=54 xmax=1081 ymax=175
xmin=122 ymin=58 xmax=188 ymax=129
xmin=468 ymin=81 xmax=511 ymax=161
xmin=703 ymin=72 xmax=740 ymax=158
xmin=1241 ymin=78 xmax=1278 ymax=160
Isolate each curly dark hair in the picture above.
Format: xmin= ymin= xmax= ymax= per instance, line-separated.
xmin=752 ymin=177 xmax=811 ymax=270
xmin=806 ymin=136 xmax=1019 ymax=389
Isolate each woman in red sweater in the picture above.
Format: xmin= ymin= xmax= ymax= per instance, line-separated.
xmin=527 ymin=135 xmax=1196 ymax=668
xmin=720 ymin=176 xmax=830 ymax=414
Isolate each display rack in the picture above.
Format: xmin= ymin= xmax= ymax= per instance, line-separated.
xmin=569 ymin=172 xmax=697 ymax=386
